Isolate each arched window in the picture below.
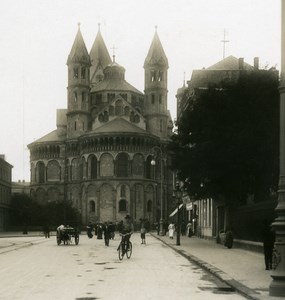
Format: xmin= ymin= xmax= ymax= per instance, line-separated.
xmin=116 ymin=153 xmax=128 ymax=177
xmin=119 ymin=199 xmax=127 ymax=212
xmin=147 ymin=200 xmax=152 ymax=212
xmin=88 ymin=155 xmax=97 ymax=179
xmin=89 ymin=200 xmax=95 ymax=213
xmin=37 ymin=161 xmax=45 ymax=183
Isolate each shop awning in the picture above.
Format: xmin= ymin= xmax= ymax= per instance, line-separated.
xmin=169 ymin=203 xmax=184 ymax=217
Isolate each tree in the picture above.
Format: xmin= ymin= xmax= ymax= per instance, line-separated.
xmin=10 ymin=194 xmax=80 ymax=227
xmin=170 ymin=70 xmax=279 ymax=205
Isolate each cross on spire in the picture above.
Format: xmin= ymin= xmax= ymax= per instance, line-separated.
xmin=221 ymin=29 xmax=229 ymax=59
xmin=111 ymin=45 xmax=118 ymax=62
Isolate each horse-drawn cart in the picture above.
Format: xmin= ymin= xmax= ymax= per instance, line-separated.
xmin=56 ymin=226 xmax=80 ymax=245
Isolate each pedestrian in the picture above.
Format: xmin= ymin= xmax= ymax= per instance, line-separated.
xmin=262 ymin=219 xmax=275 ymax=270
xmin=168 ymin=222 xmax=175 ymax=239
xmin=86 ymin=222 xmax=93 ymax=238
xmin=103 ymin=222 xmax=111 ymax=246
xmin=109 ymin=222 xmax=115 ymax=240
xmin=140 ymin=223 xmax=146 ymax=244
xmin=97 ymin=223 xmax=103 ymax=239
xmin=43 ymin=224 xmax=50 ymax=238
xmin=186 ymin=221 xmax=193 ymax=237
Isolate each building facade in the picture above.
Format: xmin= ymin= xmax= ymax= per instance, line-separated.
xmin=28 ymin=26 xmax=174 ymax=226
xmin=0 ymin=155 xmax=13 ymax=231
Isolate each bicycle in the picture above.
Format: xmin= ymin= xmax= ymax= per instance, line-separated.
xmin=117 ymin=232 xmax=132 ymax=260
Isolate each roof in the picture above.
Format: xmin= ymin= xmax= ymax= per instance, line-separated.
xmin=67 ymin=26 xmax=90 ymax=65
xmin=89 ymin=28 xmax=112 ymax=77
xmin=190 ymin=56 xmax=254 ymax=88
xmin=91 ymin=78 xmax=143 ymax=94
xmin=207 ymin=55 xmax=253 ymax=70
xmin=94 ymin=117 xmax=147 ymax=134
xmin=29 ymin=129 xmax=65 ymax=145
xmin=144 ymin=30 xmax=168 ymax=68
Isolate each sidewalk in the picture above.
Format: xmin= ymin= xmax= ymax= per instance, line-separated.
xmin=151 ymin=233 xmax=283 ymax=300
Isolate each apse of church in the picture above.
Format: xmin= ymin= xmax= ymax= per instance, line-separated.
xmin=28 ymin=25 xmax=173 ymax=226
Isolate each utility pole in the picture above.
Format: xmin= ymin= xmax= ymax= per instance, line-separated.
xmin=269 ymin=0 xmax=285 ymax=296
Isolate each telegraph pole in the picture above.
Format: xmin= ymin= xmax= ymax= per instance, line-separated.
xmin=269 ymin=0 xmax=285 ymax=296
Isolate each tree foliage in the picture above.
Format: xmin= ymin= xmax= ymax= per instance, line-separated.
xmin=10 ymin=194 xmax=80 ymax=227
xmin=170 ymin=70 xmax=279 ymax=204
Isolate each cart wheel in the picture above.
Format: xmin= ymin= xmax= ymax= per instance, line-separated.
xmin=75 ymin=235 xmax=79 ymax=245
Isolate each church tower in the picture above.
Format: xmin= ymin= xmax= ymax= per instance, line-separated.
xmin=144 ymin=27 xmax=169 ymax=139
xmin=66 ymin=23 xmax=91 ymax=138
xmin=89 ymin=24 xmax=112 ymax=88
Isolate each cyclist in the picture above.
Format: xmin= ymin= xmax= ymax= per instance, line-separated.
xmin=119 ymin=215 xmax=134 ymax=249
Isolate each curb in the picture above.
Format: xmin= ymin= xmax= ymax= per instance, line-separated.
xmin=151 ymin=233 xmax=264 ymax=300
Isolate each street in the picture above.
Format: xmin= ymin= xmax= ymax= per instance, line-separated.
xmin=0 ymin=233 xmax=246 ymax=300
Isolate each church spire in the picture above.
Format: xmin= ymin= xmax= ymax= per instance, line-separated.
xmin=144 ymin=27 xmax=168 ymax=68
xmin=67 ymin=23 xmax=90 ymax=65
xmin=89 ymin=24 xmax=112 ymax=85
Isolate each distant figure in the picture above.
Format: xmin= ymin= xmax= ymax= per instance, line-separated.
xmin=103 ymin=222 xmax=111 ymax=246
xmin=168 ymin=223 xmax=175 ymax=239
xmin=43 ymin=224 xmax=50 ymax=238
xmin=97 ymin=223 xmax=103 ymax=239
xmin=186 ymin=222 xmax=193 ymax=237
xmin=140 ymin=223 xmax=146 ymax=244
xmin=262 ymin=220 xmax=275 ymax=270
xmin=86 ymin=222 xmax=93 ymax=239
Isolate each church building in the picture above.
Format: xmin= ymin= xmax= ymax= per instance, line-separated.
xmin=28 ymin=25 xmax=174 ymax=226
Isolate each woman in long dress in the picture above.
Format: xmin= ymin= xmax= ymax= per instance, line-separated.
xmin=168 ymin=223 xmax=175 ymax=239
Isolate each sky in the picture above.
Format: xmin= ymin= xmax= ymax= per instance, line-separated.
xmin=0 ymin=0 xmax=280 ymax=182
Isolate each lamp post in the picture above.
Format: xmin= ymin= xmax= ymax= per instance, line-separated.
xmin=151 ymin=146 xmax=164 ymax=236
xmin=173 ymin=181 xmax=182 ymax=246
xmin=269 ymin=0 xmax=285 ymax=296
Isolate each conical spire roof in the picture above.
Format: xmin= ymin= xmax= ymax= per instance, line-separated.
xmin=67 ymin=23 xmax=90 ymax=65
xmin=144 ymin=28 xmax=168 ymax=68
xmin=89 ymin=25 xmax=112 ymax=70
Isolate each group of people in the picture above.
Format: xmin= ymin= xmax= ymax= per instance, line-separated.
xmin=86 ymin=221 xmax=116 ymax=246
xmin=166 ymin=221 xmax=194 ymax=239
xmin=86 ymin=215 xmax=148 ymax=247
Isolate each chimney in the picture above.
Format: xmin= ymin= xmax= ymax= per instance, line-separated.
xmin=254 ymin=57 xmax=259 ymax=70
xmin=238 ymin=58 xmax=244 ymax=70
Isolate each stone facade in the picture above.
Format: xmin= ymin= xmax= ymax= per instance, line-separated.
xmin=28 ymin=26 xmax=174 ymax=226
